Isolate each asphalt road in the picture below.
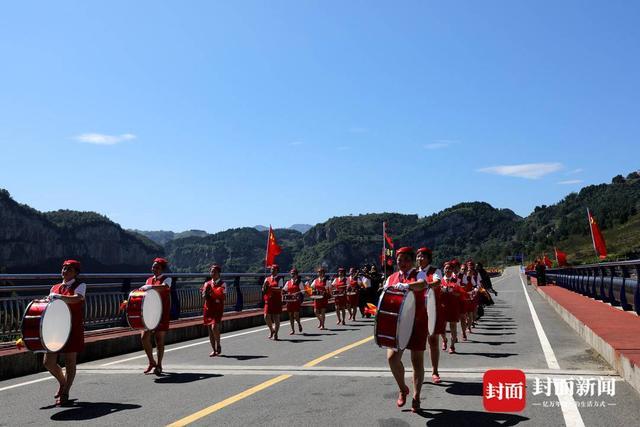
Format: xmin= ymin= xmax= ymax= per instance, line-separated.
xmin=2 ymin=267 xmax=639 ymax=426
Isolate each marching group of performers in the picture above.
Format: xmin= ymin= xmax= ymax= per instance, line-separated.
xmin=31 ymin=249 xmax=496 ymax=411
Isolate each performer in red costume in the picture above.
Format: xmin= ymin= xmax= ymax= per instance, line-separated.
xmin=283 ymin=268 xmax=304 ymax=335
xmin=44 ymin=259 xmax=86 ymax=406
xmin=346 ymin=267 xmax=360 ymax=321
xmin=311 ymin=267 xmax=330 ymax=330
xmin=384 ymin=247 xmax=430 ymax=413
xmin=201 ymin=264 xmax=226 ymax=356
xmin=139 ymin=257 xmax=172 ymax=375
xmin=415 ymin=247 xmax=443 ymax=384
xmin=441 ymin=261 xmax=464 ymax=354
xmin=331 ymin=267 xmax=348 ymax=325
xmin=263 ymin=264 xmax=283 ymax=340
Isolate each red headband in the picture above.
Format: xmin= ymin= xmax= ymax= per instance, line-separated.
xmin=62 ymin=259 xmax=81 ymax=271
xmin=397 ymin=247 xmax=415 ymax=256
xmin=153 ymin=257 xmax=168 ymax=267
xmin=417 ymin=247 xmax=432 ymax=256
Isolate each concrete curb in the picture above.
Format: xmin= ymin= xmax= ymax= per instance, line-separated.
xmin=533 ymin=283 xmax=640 ymax=395
xmin=1 ymin=303 xmax=333 ymax=380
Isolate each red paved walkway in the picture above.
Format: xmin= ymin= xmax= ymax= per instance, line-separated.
xmin=538 ymin=284 xmax=640 ymax=370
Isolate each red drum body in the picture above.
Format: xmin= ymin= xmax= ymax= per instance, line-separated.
xmin=21 ymin=299 xmax=71 ymax=353
xmin=126 ymin=288 xmax=163 ymax=330
xmin=374 ymin=288 xmax=416 ymax=351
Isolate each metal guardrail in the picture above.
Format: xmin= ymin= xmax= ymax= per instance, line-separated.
xmin=0 ymin=272 xmax=322 ymax=342
xmin=526 ymin=260 xmax=640 ymax=315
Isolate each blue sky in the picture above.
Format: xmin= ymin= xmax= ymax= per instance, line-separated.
xmin=1 ymin=1 xmax=638 ymax=232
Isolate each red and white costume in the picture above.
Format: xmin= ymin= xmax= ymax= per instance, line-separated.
xmin=263 ymin=276 xmax=283 ymax=315
xmin=331 ymin=277 xmax=348 ymax=309
xmin=141 ymin=275 xmax=172 ymax=331
xmin=201 ymin=279 xmax=226 ymax=326
xmin=460 ymin=274 xmax=478 ymax=313
xmin=283 ymin=279 xmax=303 ymax=313
xmin=384 ymin=269 xmax=427 ymax=351
xmin=346 ymin=276 xmax=360 ymax=307
xmin=311 ymin=278 xmax=330 ymax=310
xmin=49 ymin=279 xmax=86 ymax=353
xmin=417 ymin=265 xmax=445 ymax=335
xmin=441 ymin=274 xmax=464 ymax=322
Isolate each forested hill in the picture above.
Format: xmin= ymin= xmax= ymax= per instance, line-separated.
xmin=0 ymin=189 xmax=163 ymax=273
xmin=1 ymin=171 xmax=638 ymax=273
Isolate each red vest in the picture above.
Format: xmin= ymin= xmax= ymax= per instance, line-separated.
xmin=333 ymin=277 xmax=347 ymax=292
xmin=347 ymin=277 xmax=359 ymax=290
xmin=285 ymin=279 xmax=301 ymax=294
xmin=264 ymin=276 xmax=282 ymax=304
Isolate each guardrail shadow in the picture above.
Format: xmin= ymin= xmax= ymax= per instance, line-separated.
xmin=48 ymin=401 xmax=141 ymax=421
xmin=410 ymin=408 xmax=529 ymax=426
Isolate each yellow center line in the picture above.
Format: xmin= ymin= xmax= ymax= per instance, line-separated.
xmin=166 ymin=335 xmax=374 ymax=426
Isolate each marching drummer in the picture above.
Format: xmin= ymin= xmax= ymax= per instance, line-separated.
xmin=44 ymin=259 xmax=86 ymax=406
xmin=441 ymin=261 xmax=464 ymax=354
xmin=384 ymin=247 xmax=430 ymax=413
xmin=139 ymin=257 xmax=172 ymax=375
xmin=459 ymin=262 xmax=475 ymax=340
xmin=201 ymin=264 xmax=225 ymax=356
xmin=283 ymin=268 xmax=304 ymax=335
xmin=331 ymin=267 xmax=348 ymax=325
xmin=310 ymin=267 xmax=329 ymax=330
xmin=346 ymin=267 xmax=360 ymax=321
xmin=415 ymin=247 xmax=444 ymax=384
xmin=263 ymin=264 xmax=283 ymax=340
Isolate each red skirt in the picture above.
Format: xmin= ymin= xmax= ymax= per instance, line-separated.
xmin=441 ymin=291 xmax=462 ymax=322
xmin=406 ymin=311 xmax=428 ymax=351
xmin=347 ymin=293 xmax=359 ymax=307
xmin=314 ymin=296 xmax=328 ymax=310
xmin=286 ymin=301 xmax=301 ymax=313
xmin=334 ymin=295 xmax=347 ymax=309
xmin=264 ymin=302 xmax=282 ymax=315
xmin=203 ymin=303 xmax=224 ymax=326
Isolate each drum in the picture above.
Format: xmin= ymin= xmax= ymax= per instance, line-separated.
xmin=21 ymin=298 xmax=72 ymax=353
xmin=346 ymin=290 xmax=357 ymax=296
xmin=310 ymin=290 xmax=324 ymax=300
xmin=282 ymin=293 xmax=298 ymax=303
xmin=332 ymin=290 xmax=345 ymax=297
xmin=126 ymin=288 xmax=163 ymax=330
xmin=426 ymin=287 xmax=437 ymax=336
xmin=374 ymin=288 xmax=415 ymax=351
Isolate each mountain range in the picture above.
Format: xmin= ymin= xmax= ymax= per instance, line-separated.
xmin=1 ymin=171 xmax=638 ymax=273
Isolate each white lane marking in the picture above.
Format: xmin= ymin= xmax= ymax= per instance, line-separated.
xmin=1 ymin=313 xmax=341 ymax=390
xmin=518 ymin=272 xmax=585 ymax=427
xmin=101 ymin=313 xmax=338 ymax=366
xmin=0 ymin=376 xmax=53 ymax=392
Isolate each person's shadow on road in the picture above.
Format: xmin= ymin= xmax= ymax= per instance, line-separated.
xmin=411 ymin=408 xmax=529 ymax=426
xmin=49 ymin=402 xmax=141 ymax=421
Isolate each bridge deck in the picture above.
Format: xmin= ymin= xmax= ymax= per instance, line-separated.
xmin=2 ymin=267 xmax=639 ymax=426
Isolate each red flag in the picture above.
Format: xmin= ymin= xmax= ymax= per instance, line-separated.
xmin=554 ymin=248 xmax=568 ymax=266
xmin=382 ymin=222 xmax=395 ymax=267
xmin=587 ymin=209 xmax=607 ymax=259
xmin=543 ymin=254 xmax=553 ymax=268
xmin=265 ymin=226 xmax=282 ymax=267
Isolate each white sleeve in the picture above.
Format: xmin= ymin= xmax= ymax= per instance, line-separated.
xmin=75 ymin=283 xmax=87 ymax=297
xmin=417 ymin=271 xmax=427 ymax=281
xmin=432 ymin=269 xmax=442 ymax=282
xmin=222 ymin=282 xmax=227 ymax=295
xmin=163 ymin=277 xmax=173 ymax=288
xmin=278 ymin=278 xmax=284 ymax=288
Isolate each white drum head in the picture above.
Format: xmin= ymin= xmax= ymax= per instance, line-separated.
xmin=142 ymin=288 xmax=163 ymax=330
xmin=427 ymin=288 xmax=437 ymax=336
xmin=397 ymin=291 xmax=416 ymax=350
xmin=41 ymin=299 xmax=72 ymax=352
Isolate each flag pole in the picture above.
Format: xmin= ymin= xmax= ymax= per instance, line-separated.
xmin=382 ymin=221 xmax=387 ymax=282
xmin=264 ymin=225 xmax=271 ymax=277
xmin=587 ymin=208 xmax=598 ymax=259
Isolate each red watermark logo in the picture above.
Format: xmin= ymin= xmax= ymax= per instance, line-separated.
xmin=483 ymin=369 xmax=526 ymax=412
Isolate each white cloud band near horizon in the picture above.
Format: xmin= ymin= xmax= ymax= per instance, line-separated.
xmin=74 ymin=133 xmax=136 ymax=145
xmin=558 ymin=179 xmax=583 ymax=185
xmin=477 ymin=162 xmax=563 ymax=179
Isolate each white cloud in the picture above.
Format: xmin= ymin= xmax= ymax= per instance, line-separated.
xmin=566 ymin=168 xmax=583 ymax=175
xmin=74 ymin=133 xmax=136 ymax=145
xmin=558 ymin=179 xmax=583 ymax=185
xmin=477 ymin=162 xmax=563 ymax=179
xmin=424 ymin=139 xmax=458 ymax=150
